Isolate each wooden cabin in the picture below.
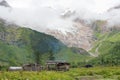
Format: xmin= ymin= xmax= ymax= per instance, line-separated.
xmin=23 ymin=63 xmax=42 ymax=71
xmin=46 ymin=61 xmax=70 ymax=71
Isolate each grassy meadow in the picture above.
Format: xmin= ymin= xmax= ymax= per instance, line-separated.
xmin=0 ymin=67 xmax=120 ymax=80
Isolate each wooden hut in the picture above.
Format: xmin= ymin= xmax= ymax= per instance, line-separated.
xmin=23 ymin=63 xmax=42 ymax=71
xmin=46 ymin=60 xmax=70 ymax=71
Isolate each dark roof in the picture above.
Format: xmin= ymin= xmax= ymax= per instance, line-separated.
xmin=47 ymin=60 xmax=66 ymax=63
xmin=46 ymin=60 xmax=70 ymax=64
xmin=23 ymin=63 xmax=41 ymax=66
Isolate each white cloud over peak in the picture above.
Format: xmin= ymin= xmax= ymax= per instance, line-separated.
xmin=0 ymin=0 xmax=120 ymax=32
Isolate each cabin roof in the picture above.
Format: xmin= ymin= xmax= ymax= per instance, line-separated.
xmin=46 ymin=60 xmax=70 ymax=65
xmin=9 ymin=67 xmax=22 ymax=69
xmin=23 ymin=63 xmax=41 ymax=66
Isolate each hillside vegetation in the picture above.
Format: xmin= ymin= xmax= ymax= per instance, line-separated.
xmin=0 ymin=19 xmax=89 ymax=67
xmin=89 ymin=20 xmax=120 ymax=66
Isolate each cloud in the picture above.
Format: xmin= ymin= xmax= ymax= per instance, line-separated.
xmin=105 ymin=9 xmax=120 ymax=26
xmin=0 ymin=0 xmax=120 ymax=32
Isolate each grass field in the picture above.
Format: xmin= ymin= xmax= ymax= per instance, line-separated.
xmin=0 ymin=67 xmax=120 ymax=80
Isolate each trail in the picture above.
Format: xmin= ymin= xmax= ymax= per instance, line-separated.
xmin=89 ymin=52 xmax=98 ymax=57
xmin=95 ymin=35 xmax=108 ymax=55
xmin=88 ymin=35 xmax=108 ymax=57
xmin=87 ymin=47 xmax=98 ymax=57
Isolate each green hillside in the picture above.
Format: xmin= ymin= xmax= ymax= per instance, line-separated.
xmin=0 ymin=19 xmax=90 ymax=67
xmin=89 ymin=20 xmax=120 ymax=66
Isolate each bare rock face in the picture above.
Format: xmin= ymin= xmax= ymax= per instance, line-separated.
xmin=46 ymin=21 xmax=93 ymax=50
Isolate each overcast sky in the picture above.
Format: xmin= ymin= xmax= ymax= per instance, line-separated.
xmin=0 ymin=0 xmax=120 ymax=32
xmin=6 ymin=0 xmax=120 ymax=13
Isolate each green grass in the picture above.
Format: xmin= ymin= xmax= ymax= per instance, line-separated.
xmin=89 ymin=31 xmax=120 ymax=66
xmin=106 ymin=32 xmax=120 ymax=42
xmin=55 ymin=47 xmax=91 ymax=67
xmin=0 ymin=67 xmax=120 ymax=80
xmin=91 ymin=31 xmax=120 ymax=55
xmin=0 ymin=41 xmax=34 ymax=66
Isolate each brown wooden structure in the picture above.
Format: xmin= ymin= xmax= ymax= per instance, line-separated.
xmin=23 ymin=63 xmax=42 ymax=71
xmin=46 ymin=61 xmax=70 ymax=71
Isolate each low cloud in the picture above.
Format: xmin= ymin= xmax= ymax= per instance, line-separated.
xmin=0 ymin=0 xmax=120 ymax=32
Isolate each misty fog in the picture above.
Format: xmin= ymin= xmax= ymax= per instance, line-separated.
xmin=0 ymin=0 xmax=120 ymax=32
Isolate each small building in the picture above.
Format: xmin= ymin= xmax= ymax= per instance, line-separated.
xmin=8 ymin=67 xmax=23 ymax=71
xmin=23 ymin=63 xmax=42 ymax=71
xmin=84 ymin=64 xmax=93 ymax=68
xmin=46 ymin=60 xmax=70 ymax=71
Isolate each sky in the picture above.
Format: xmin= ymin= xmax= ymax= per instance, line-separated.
xmin=0 ymin=0 xmax=120 ymax=32
xmin=6 ymin=0 xmax=120 ymax=13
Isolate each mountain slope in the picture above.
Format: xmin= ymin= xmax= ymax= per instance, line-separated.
xmin=0 ymin=19 xmax=90 ymax=66
xmin=46 ymin=19 xmax=93 ymax=50
xmin=89 ymin=20 xmax=120 ymax=66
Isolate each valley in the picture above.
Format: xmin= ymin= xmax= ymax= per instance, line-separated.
xmin=0 ymin=0 xmax=120 ymax=80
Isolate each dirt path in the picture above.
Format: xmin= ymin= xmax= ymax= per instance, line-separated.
xmin=88 ymin=35 xmax=108 ymax=57
xmin=95 ymin=35 xmax=108 ymax=55
xmin=89 ymin=52 xmax=98 ymax=57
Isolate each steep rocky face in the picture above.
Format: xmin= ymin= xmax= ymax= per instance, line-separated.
xmin=46 ymin=21 xmax=93 ymax=50
xmin=45 ymin=18 xmax=120 ymax=51
xmin=44 ymin=9 xmax=110 ymax=51
xmin=0 ymin=19 xmax=20 ymax=45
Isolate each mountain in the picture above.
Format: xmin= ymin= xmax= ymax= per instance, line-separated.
xmin=0 ymin=0 xmax=11 ymax=8
xmin=46 ymin=19 xmax=93 ymax=50
xmin=0 ymin=19 xmax=90 ymax=66
xmin=46 ymin=18 xmax=120 ymax=66
xmin=0 ymin=1 xmax=120 ymax=67
xmin=89 ymin=31 xmax=120 ymax=66
xmin=1 ymin=18 xmax=119 ymax=67
xmin=88 ymin=20 xmax=120 ymax=66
